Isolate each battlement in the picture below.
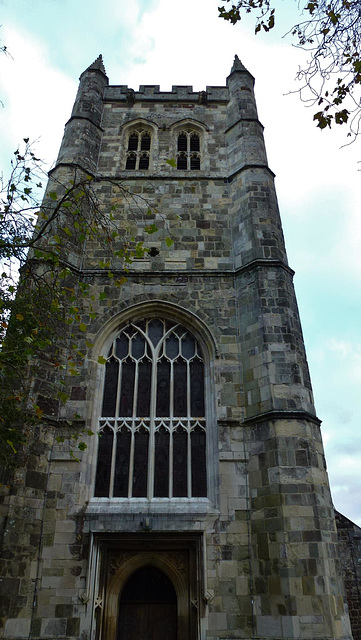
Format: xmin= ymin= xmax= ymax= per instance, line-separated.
xmin=104 ymin=84 xmax=229 ymax=103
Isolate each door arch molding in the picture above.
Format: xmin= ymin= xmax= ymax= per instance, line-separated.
xmin=103 ymin=551 xmax=190 ymax=639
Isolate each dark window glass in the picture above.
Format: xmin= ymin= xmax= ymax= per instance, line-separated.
xmin=191 ymin=427 xmax=207 ymax=496
xmin=174 ymin=360 xmax=187 ymax=416
xmin=190 ymin=154 xmax=200 ymax=170
xmin=141 ymin=133 xmax=151 ymax=151
xmin=156 ymin=359 xmax=170 ymax=416
xmin=120 ymin=360 xmax=135 ymax=417
xmin=173 ymin=428 xmax=188 ymax=497
xmin=190 ymin=134 xmax=200 ymax=151
xmin=125 ymin=153 xmax=136 ymax=170
xmin=165 ymin=333 xmax=179 ymax=359
xmin=177 ymin=133 xmax=187 ymax=151
xmin=94 ymin=427 xmax=114 ymax=496
xmin=113 ymin=428 xmax=131 ymax=497
xmin=132 ymin=428 xmax=149 ymax=497
xmin=190 ymin=358 xmax=205 ymax=416
xmin=139 ymin=154 xmax=149 ymax=170
xmin=137 ymin=361 xmax=152 ymax=416
xmin=132 ymin=334 xmax=145 ymax=359
xmin=177 ymin=153 xmax=187 ymax=170
xmin=181 ymin=333 xmax=195 ymax=359
xmin=101 ymin=357 xmax=119 ymax=417
xmin=115 ymin=333 xmax=128 ymax=360
xmin=128 ymin=133 xmax=138 ymax=151
xmin=148 ymin=320 xmax=164 ymax=347
xmin=154 ymin=428 xmax=170 ymax=497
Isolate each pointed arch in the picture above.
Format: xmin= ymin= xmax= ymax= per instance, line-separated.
xmin=121 ymin=118 xmax=158 ymax=171
xmin=170 ymin=119 xmax=207 ymax=171
xmin=96 ymin=538 xmax=201 ymax=640
xmin=91 ymin=300 xmax=218 ymax=365
xmin=89 ymin=301 xmax=218 ymax=508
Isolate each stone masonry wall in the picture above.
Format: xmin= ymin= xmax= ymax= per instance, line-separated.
xmin=336 ymin=511 xmax=361 ymax=640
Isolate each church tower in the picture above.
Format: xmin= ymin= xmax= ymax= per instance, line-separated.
xmin=0 ymin=56 xmax=353 ymax=640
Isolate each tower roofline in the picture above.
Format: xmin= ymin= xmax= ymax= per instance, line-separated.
xmin=227 ymin=54 xmax=255 ymax=83
xmin=80 ymin=54 xmax=108 ymax=81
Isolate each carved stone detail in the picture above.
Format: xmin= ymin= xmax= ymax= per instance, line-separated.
xmin=108 ymin=552 xmax=136 ymax=574
xmin=107 ymin=549 xmax=188 ymax=576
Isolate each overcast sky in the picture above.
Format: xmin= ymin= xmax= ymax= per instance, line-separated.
xmin=1 ymin=0 xmax=360 ymax=525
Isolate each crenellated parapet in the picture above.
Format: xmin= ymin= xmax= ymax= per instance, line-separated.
xmin=104 ymin=84 xmax=229 ymax=103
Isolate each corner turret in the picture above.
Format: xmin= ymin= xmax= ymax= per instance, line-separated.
xmin=229 ymin=53 xmax=248 ymax=75
xmin=225 ymin=55 xmax=267 ymax=177
xmin=226 ymin=54 xmax=258 ymax=126
xmin=56 ymin=55 xmax=109 ymax=172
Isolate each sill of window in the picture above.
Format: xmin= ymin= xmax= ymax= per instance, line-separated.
xmin=87 ymin=497 xmax=218 ymax=515
xmin=116 ymin=170 xmax=208 ymax=177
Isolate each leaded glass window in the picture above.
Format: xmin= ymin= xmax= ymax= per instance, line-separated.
xmin=95 ymin=319 xmax=207 ymax=499
xmin=125 ymin=130 xmax=151 ymax=170
xmin=176 ymin=130 xmax=201 ymax=170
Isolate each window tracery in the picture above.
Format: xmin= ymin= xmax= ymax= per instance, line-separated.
xmin=125 ymin=130 xmax=151 ymax=170
xmin=94 ymin=318 xmax=207 ymax=499
xmin=176 ymin=130 xmax=201 ymax=170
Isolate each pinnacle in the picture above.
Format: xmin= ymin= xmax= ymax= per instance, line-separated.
xmin=230 ymin=54 xmax=247 ymax=74
xmin=85 ymin=54 xmax=107 ymax=76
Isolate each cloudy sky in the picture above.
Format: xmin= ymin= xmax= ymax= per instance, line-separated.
xmin=1 ymin=0 xmax=360 ymax=524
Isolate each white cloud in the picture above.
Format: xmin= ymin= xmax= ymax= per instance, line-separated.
xmin=0 ymin=25 xmax=76 ymax=171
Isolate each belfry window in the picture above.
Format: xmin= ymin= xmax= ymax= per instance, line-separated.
xmin=125 ymin=130 xmax=151 ymax=170
xmin=94 ymin=319 xmax=207 ymax=499
xmin=176 ymin=130 xmax=201 ymax=170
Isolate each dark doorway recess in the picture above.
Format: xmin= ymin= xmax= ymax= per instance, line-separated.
xmin=118 ymin=565 xmax=177 ymax=640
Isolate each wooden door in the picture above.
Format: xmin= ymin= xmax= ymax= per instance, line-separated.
xmin=117 ymin=566 xmax=177 ymax=640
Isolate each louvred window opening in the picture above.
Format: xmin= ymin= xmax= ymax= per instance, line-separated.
xmin=125 ymin=130 xmax=151 ymax=170
xmin=176 ymin=131 xmax=201 ymax=170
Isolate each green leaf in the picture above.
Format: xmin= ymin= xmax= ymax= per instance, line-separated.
xmin=144 ymin=223 xmax=158 ymax=235
xmin=165 ymin=236 xmax=173 ymax=247
xmin=79 ymin=323 xmax=87 ymax=332
xmin=57 ymin=391 xmax=69 ymax=403
xmin=98 ymin=355 xmax=107 ymax=365
xmin=166 ymin=158 xmax=177 ymax=168
xmin=6 ymin=440 xmax=17 ymax=454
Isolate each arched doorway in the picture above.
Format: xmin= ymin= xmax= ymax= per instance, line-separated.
xmin=118 ymin=565 xmax=177 ymax=639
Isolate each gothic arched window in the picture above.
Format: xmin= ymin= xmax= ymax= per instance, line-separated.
xmin=176 ymin=130 xmax=201 ymax=170
xmin=94 ymin=318 xmax=207 ymax=499
xmin=125 ymin=130 xmax=151 ymax=170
